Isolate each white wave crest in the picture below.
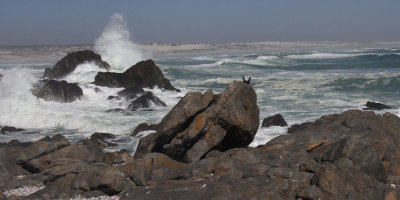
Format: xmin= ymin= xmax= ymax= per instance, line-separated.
xmin=94 ymin=13 xmax=143 ymax=72
xmin=63 ymin=62 xmax=108 ymax=84
xmin=286 ymin=52 xmax=364 ymax=60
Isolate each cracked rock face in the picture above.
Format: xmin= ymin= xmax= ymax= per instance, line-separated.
xmin=134 ymin=81 xmax=260 ymax=163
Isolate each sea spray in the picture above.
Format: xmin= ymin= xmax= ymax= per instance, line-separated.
xmin=94 ymin=13 xmax=144 ymax=72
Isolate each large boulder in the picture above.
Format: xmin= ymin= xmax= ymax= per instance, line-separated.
xmin=43 ymin=50 xmax=110 ymax=79
xmin=31 ymin=79 xmax=83 ymax=102
xmin=134 ymin=81 xmax=259 ymax=163
xmin=94 ymin=59 xmax=179 ymax=91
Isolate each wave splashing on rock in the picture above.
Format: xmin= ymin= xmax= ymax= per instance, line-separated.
xmin=94 ymin=13 xmax=144 ymax=72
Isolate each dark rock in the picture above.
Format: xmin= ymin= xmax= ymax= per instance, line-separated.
xmin=84 ymin=132 xmax=117 ymax=149
xmin=105 ymin=108 xmax=124 ymax=113
xmin=0 ymin=73 xmax=2 ymax=82
xmin=43 ymin=50 xmax=110 ymax=79
xmin=117 ymin=86 xmax=145 ymax=99
xmin=120 ymin=153 xmax=185 ymax=186
xmin=364 ymin=101 xmax=392 ymax=110
xmin=107 ymin=95 xmax=120 ymax=100
xmin=94 ymin=59 xmax=179 ymax=91
xmin=27 ymin=160 xmax=133 ymax=199
xmin=135 ymin=81 xmax=259 ymax=163
xmin=262 ymin=114 xmax=288 ymax=128
xmin=16 ymin=134 xmax=70 ymax=165
xmin=31 ymin=79 xmax=83 ymax=102
xmin=104 ymin=149 xmax=134 ymax=165
xmin=131 ymin=123 xmax=158 ymax=136
xmin=93 ymin=87 xmax=101 ymax=93
xmin=23 ymin=143 xmax=104 ymax=173
xmin=1 ymin=126 xmax=24 ymax=134
xmin=128 ymin=91 xmax=166 ymax=110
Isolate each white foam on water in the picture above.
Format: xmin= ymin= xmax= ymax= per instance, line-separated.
xmin=63 ymin=62 xmax=108 ymax=84
xmin=94 ymin=13 xmax=144 ymax=72
xmin=286 ymin=52 xmax=365 ymax=60
xmin=250 ymin=126 xmax=287 ymax=147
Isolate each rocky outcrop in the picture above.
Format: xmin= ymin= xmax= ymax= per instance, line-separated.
xmin=117 ymin=86 xmax=145 ymax=99
xmin=31 ymin=79 xmax=83 ymax=102
xmin=94 ymin=59 xmax=179 ymax=91
xmin=262 ymin=113 xmax=288 ymax=128
xmin=1 ymin=126 xmax=24 ymax=134
xmin=134 ymin=81 xmax=260 ymax=163
xmin=120 ymin=110 xmax=400 ymax=200
xmin=128 ymin=91 xmax=166 ymax=110
xmin=364 ymin=101 xmax=392 ymax=110
xmin=43 ymin=50 xmax=110 ymax=79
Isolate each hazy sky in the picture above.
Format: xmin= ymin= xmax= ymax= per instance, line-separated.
xmin=1 ymin=0 xmax=400 ymax=45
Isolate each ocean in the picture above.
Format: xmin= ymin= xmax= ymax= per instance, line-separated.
xmin=0 ymin=41 xmax=400 ymax=152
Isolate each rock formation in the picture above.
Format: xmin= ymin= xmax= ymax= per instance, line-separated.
xmin=364 ymin=101 xmax=392 ymax=110
xmin=134 ymin=81 xmax=260 ymax=163
xmin=43 ymin=50 xmax=110 ymax=79
xmin=94 ymin=59 xmax=179 ymax=91
xmin=31 ymin=79 xmax=83 ymax=102
xmin=262 ymin=113 xmax=288 ymax=128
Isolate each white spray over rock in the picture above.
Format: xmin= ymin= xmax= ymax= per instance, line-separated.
xmin=94 ymin=13 xmax=144 ymax=72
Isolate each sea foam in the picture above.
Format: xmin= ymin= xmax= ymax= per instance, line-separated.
xmin=94 ymin=13 xmax=144 ymax=72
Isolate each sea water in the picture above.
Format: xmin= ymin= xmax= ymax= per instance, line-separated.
xmin=1 ymin=15 xmax=399 ymax=153
xmin=1 ymin=43 xmax=399 ymax=152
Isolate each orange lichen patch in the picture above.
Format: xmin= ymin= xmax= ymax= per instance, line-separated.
xmin=306 ymin=142 xmax=323 ymax=152
xmin=385 ymin=191 xmax=396 ymax=200
xmin=264 ymin=144 xmax=284 ymax=151
xmin=395 ymin=166 xmax=400 ymax=178
xmin=193 ymin=113 xmax=206 ymax=132
xmin=383 ymin=161 xmax=390 ymax=174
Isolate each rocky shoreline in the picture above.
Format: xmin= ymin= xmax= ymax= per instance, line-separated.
xmin=1 ymin=51 xmax=399 ymax=199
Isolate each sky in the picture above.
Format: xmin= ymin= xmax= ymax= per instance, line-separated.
xmin=1 ymin=0 xmax=400 ymax=45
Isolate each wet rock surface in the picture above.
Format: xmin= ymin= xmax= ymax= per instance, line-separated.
xmin=1 ymin=126 xmax=25 ymax=134
xmin=43 ymin=50 xmax=110 ymax=79
xmin=128 ymin=91 xmax=166 ymax=111
xmin=94 ymin=59 xmax=179 ymax=91
xmin=31 ymin=79 xmax=83 ymax=102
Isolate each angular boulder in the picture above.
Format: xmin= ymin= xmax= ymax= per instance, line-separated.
xmin=43 ymin=50 xmax=110 ymax=79
xmin=94 ymin=59 xmax=179 ymax=91
xmin=128 ymin=91 xmax=166 ymax=110
xmin=262 ymin=114 xmax=288 ymax=128
xmin=134 ymin=81 xmax=259 ymax=163
xmin=31 ymin=79 xmax=83 ymax=102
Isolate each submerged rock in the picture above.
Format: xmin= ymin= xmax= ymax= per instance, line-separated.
xmin=364 ymin=101 xmax=392 ymax=110
xmin=94 ymin=59 xmax=179 ymax=91
xmin=128 ymin=91 xmax=166 ymax=110
xmin=134 ymin=81 xmax=259 ymax=163
xmin=1 ymin=126 xmax=25 ymax=134
xmin=43 ymin=50 xmax=110 ymax=79
xmin=261 ymin=114 xmax=288 ymax=128
xmin=117 ymin=86 xmax=145 ymax=99
xmin=31 ymin=79 xmax=83 ymax=102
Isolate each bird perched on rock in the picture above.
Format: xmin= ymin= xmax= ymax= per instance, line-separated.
xmin=242 ymin=76 xmax=251 ymax=84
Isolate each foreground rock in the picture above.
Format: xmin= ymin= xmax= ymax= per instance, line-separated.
xmin=262 ymin=113 xmax=288 ymax=128
xmin=134 ymin=81 xmax=259 ymax=163
xmin=43 ymin=50 xmax=110 ymax=79
xmin=31 ymin=79 xmax=83 ymax=102
xmin=94 ymin=59 xmax=179 ymax=91
xmin=364 ymin=101 xmax=392 ymax=110
xmin=121 ymin=110 xmax=400 ymax=200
